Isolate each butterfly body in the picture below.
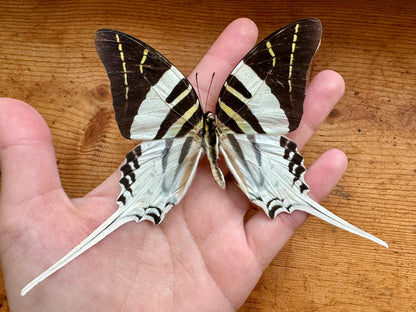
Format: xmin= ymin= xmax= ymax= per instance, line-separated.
xmin=203 ymin=112 xmax=226 ymax=188
xmin=21 ymin=18 xmax=387 ymax=296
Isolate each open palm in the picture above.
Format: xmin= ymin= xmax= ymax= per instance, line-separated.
xmin=0 ymin=18 xmax=346 ymax=311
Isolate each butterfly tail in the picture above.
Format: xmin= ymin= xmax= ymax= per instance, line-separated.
xmin=21 ymin=208 xmax=136 ymax=296
xmin=298 ymin=196 xmax=388 ymax=248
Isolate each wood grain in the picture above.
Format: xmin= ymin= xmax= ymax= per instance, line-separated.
xmin=0 ymin=0 xmax=415 ymax=311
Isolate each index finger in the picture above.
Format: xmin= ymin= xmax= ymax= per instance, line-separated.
xmin=188 ymin=18 xmax=258 ymax=112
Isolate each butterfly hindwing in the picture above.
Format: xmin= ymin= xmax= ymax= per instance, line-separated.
xmin=96 ymin=29 xmax=203 ymax=140
xmin=220 ymin=134 xmax=308 ymax=217
xmin=216 ymin=18 xmax=322 ymax=135
xmin=220 ymin=134 xmax=388 ymax=247
xmin=20 ymin=136 xmax=203 ymax=296
xmin=118 ymin=136 xmax=203 ymax=224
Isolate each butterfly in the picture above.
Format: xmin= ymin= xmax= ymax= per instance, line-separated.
xmin=21 ymin=18 xmax=387 ymax=296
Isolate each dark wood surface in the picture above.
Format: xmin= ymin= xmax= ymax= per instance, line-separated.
xmin=0 ymin=1 xmax=415 ymax=311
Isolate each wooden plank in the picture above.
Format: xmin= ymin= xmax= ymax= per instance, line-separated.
xmin=0 ymin=0 xmax=415 ymax=310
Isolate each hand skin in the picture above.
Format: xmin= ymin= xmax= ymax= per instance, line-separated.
xmin=0 ymin=18 xmax=346 ymax=311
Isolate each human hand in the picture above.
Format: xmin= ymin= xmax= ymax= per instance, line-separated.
xmin=0 ymin=18 xmax=346 ymax=311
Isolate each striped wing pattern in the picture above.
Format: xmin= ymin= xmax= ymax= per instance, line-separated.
xmin=220 ymin=134 xmax=309 ymax=217
xmin=117 ymin=137 xmax=203 ymax=224
xmin=95 ymin=29 xmax=203 ymax=140
xmin=217 ymin=18 xmax=321 ymax=135
xmin=21 ymin=18 xmax=387 ymax=297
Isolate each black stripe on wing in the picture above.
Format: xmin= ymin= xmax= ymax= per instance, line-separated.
xmin=226 ymin=133 xmax=265 ymax=187
xmin=155 ymin=78 xmax=203 ymax=139
xmin=279 ymin=136 xmax=309 ymax=193
xmin=118 ymin=145 xmax=142 ymax=204
xmin=244 ymin=18 xmax=321 ymax=132
xmin=216 ymin=75 xmax=266 ymax=134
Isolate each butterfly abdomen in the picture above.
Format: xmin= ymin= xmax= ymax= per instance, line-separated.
xmin=203 ymin=112 xmax=226 ymax=188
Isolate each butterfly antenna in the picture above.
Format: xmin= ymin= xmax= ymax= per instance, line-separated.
xmin=195 ymin=72 xmax=216 ymax=112
xmin=205 ymin=72 xmax=215 ymax=112
xmin=195 ymin=72 xmax=203 ymax=108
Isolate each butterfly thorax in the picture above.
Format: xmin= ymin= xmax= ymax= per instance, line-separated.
xmin=203 ymin=112 xmax=225 ymax=189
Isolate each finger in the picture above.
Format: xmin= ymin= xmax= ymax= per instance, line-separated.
xmin=245 ymin=149 xmax=348 ymax=269
xmin=188 ymin=18 xmax=258 ymax=112
xmin=72 ymin=168 xmax=120 ymax=220
xmin=0 ymin=98 xmax=62 ymax=207
xmin=288 ymin=70 xmax=345 ymax=149
xmin=82 ymin=165 xmax=121 ymax=203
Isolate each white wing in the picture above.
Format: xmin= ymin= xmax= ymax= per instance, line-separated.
xmin=21 ymin=136 xmax=203 ymax=295
xmin=220 ymin=133 xmax=388 ymax=248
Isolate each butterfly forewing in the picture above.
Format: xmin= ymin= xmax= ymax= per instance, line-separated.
xmin=96 ymin=29 xmax=203 ymax=140
xmin=216 ymin=18 xmax=321 ymax=135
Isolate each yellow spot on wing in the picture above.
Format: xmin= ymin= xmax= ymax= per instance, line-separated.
xmin=115 ymin=34 xmax=129 ymax=100
xmin=197 ymin=116 xmax=204 ymax=130
xmin=266 ymin=41 xmax=276 ymax=67
xmin=165 ymin=99 xmax=200 ymax=138
xmin=288 ymin=23 xmax=300 ymax=92
xmin=140 ymin=49 xmax=149 ymax=74
xmin=219 ymin=98 xmax=235 ymax=118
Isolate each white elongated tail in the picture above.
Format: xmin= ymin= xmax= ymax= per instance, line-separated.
xmin=294 ymin=196 xmax=388 ymax=248
xmin=21 ymin=209 xmax=136 ymax=296
xmin=249 ymin=185 xmax=388 ymax=248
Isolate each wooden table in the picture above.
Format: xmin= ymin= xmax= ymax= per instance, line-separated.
xmin=0 ymin=1 xmax=415 ymax=311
